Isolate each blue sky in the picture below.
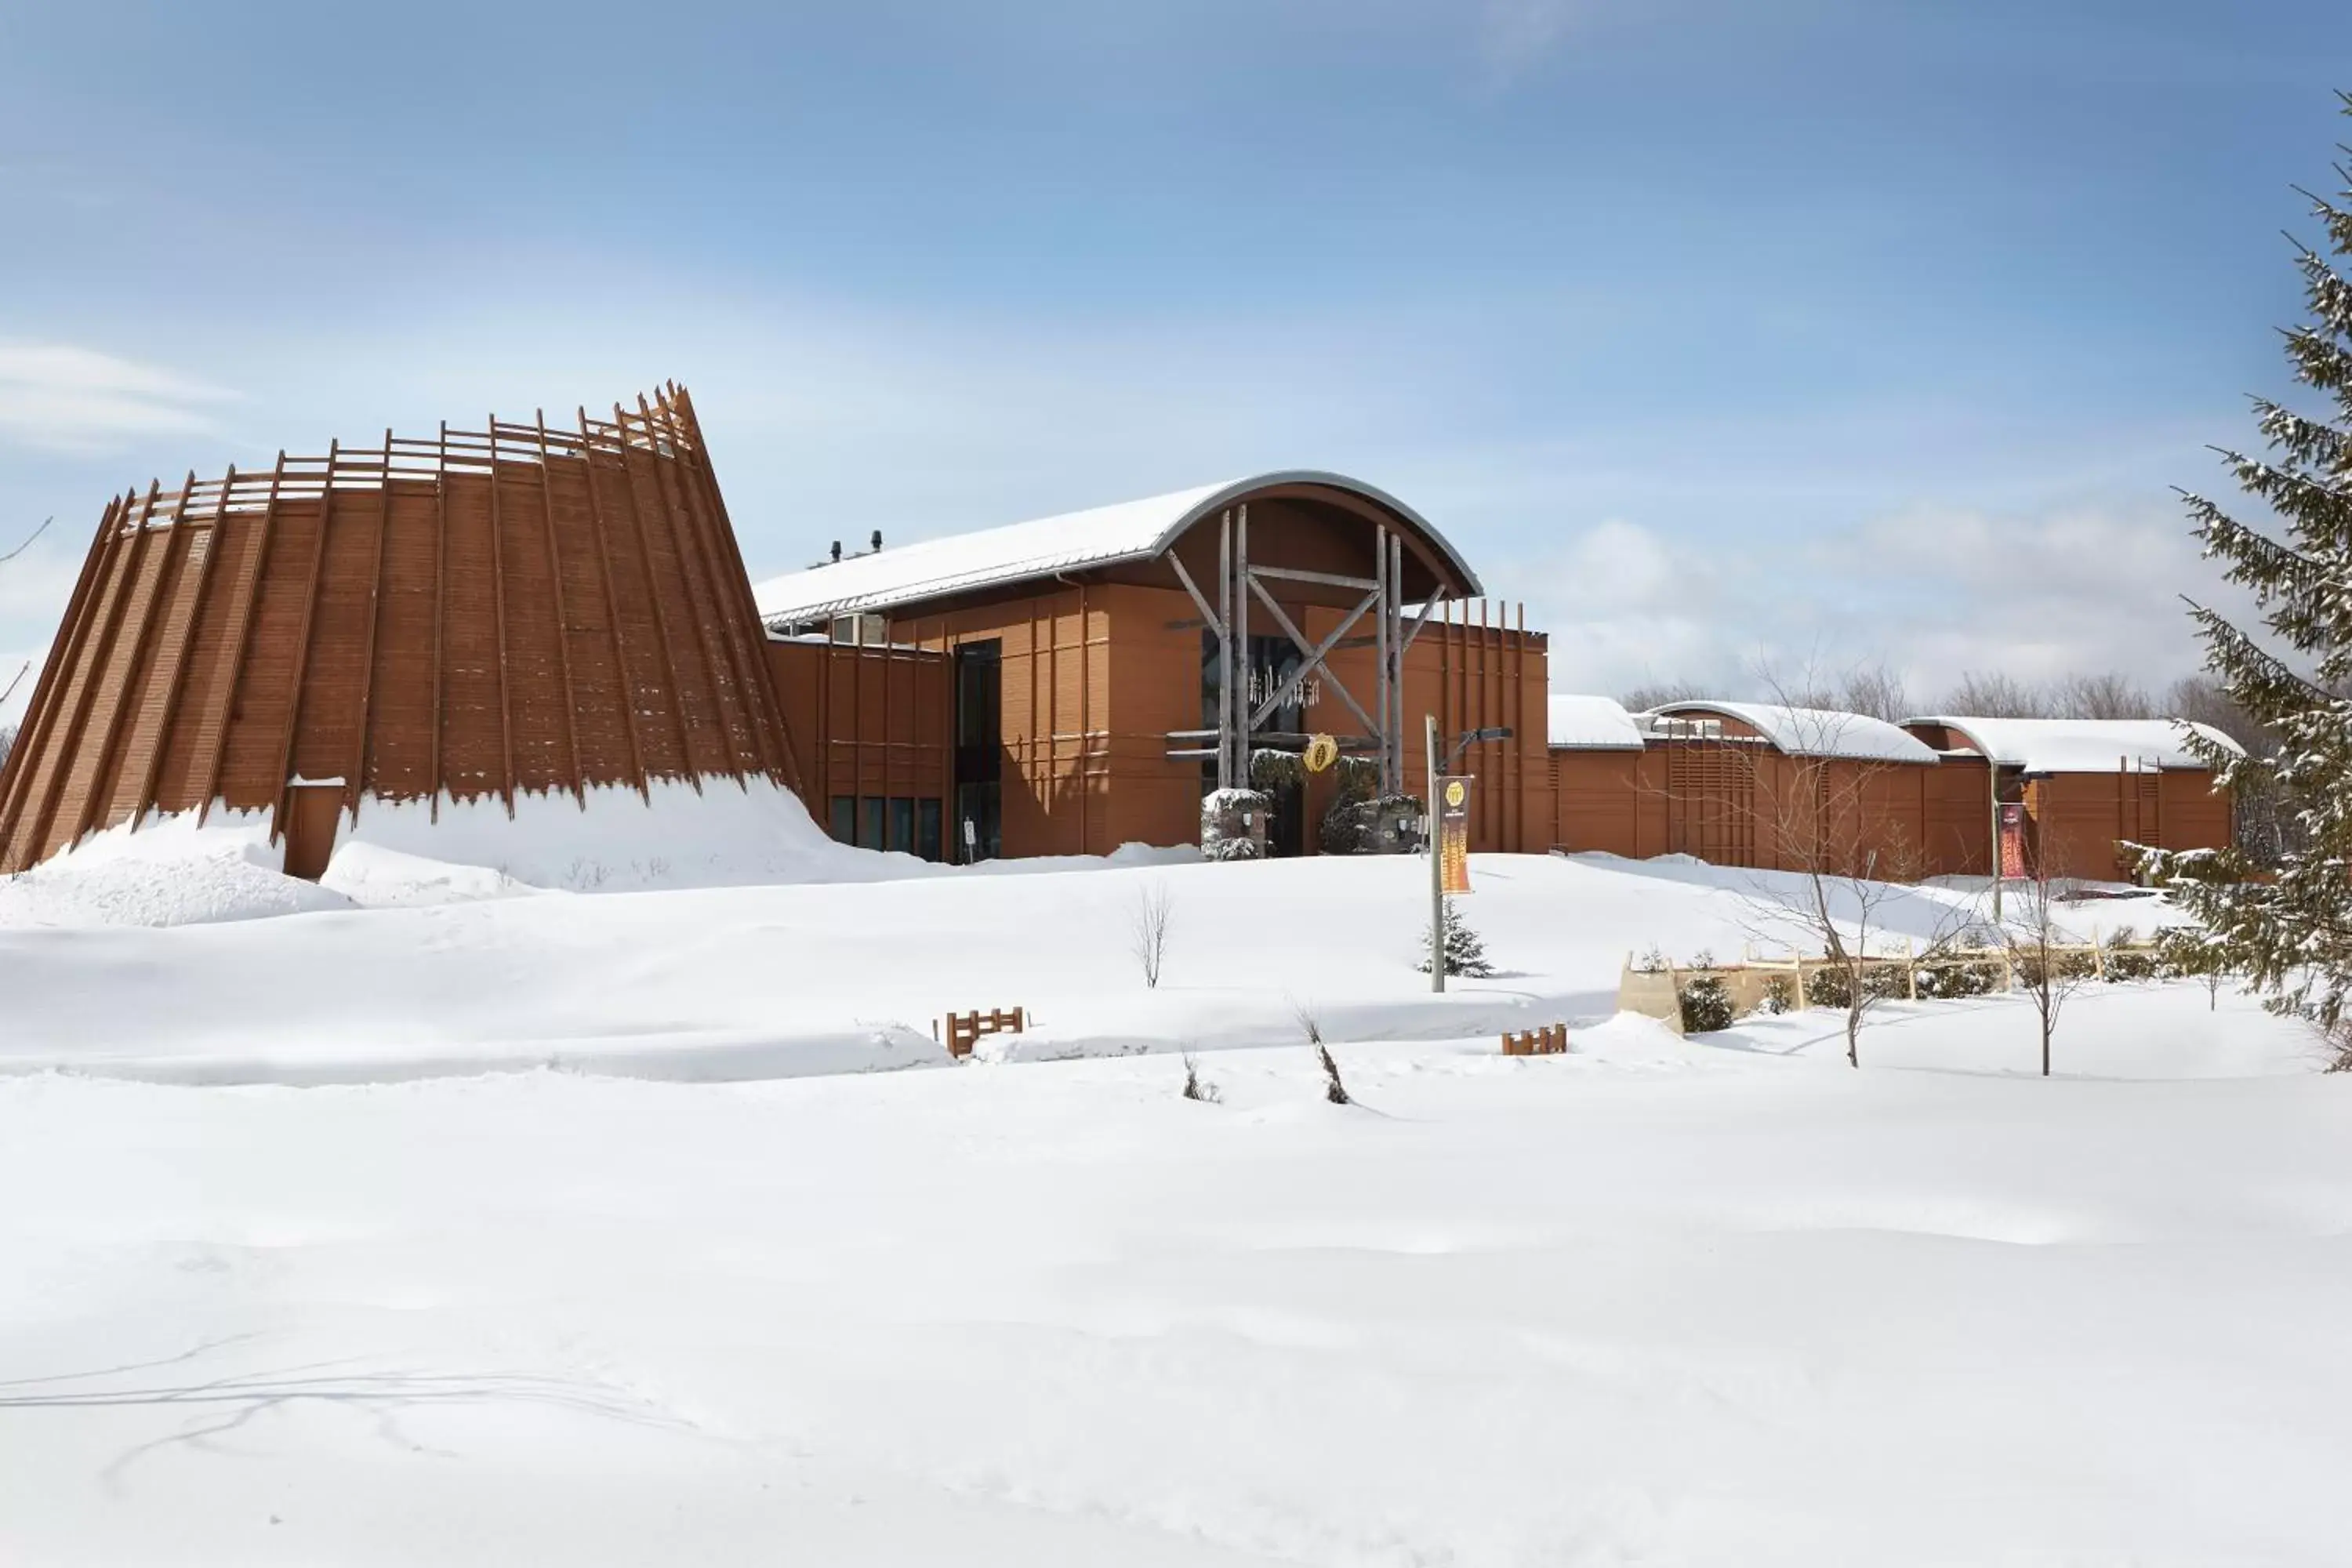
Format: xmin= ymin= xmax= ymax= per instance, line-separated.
xmin=2 ymin=0 xmax=2346 ymax=715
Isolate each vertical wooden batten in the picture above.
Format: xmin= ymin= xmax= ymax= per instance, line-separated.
xmin=346 ymin=433 xmax=395 ymax=822
xmin=0 ymin=495 xmax=122 ymax=840
xmin=571 ymin=408 xmax=649 ymax=804
xmin=130 ymin=469 xmax=230 ymax=833
xmin=531 ymin=412 xmax=587 ymax=807
xmin=196 ymin=456 xmax=286 ymax=825
xmin=428 ymin=423 xmax=448 ymax=822
xmin=77 ymin=481 xmax=186 ymax=846
xmin=25 ymin=484 xmax=159 ymax=859
xmin=626 ymin=398 xmax=738 ymax=789
xmin=592 ymin=405 xmax=697 ymax=793
xmin=485 ymin=416 xmax=517 ymax=818
xmin=270 ymin=445 xmax=339 ymax=846
xmin=670 ymin=383 xmax=802 ymax=790
xmin=640 ymin=393 xmax=751 ymax=789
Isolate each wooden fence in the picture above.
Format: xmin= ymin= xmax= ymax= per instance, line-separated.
xmin=1501 ymin=1023 xmax=1570 ymax=1056
xmin=939 ymin=1006 xmax=1026 ymax=1058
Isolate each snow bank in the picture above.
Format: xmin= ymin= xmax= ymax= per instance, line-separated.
xmin=0 ymin=809 xmax=350 ymax=927
xmin=2 ymin=1014 xmax=2345 ymax=1564
xmin=330 ymin=775 xmax=868 ymax=894
xmin=0 ymin=847 xmax=2268 ymax=1086
xmin=2 ymin=777 xmax=1207 ymax=930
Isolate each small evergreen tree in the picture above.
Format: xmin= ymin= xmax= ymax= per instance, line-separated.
xmin=2147 ymin=93 xmax=2352 ymax=1058
xmin=1677 ymin=966 xmax=1736 ymax=1033
xmin=1416 ymin=898 xmax=1495 ymax=978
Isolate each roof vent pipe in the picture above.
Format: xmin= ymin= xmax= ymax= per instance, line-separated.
xmin=870 ymin=529 xmax=884 ymax=553
xmin=829 ymin=540 xmax=842 ymax=563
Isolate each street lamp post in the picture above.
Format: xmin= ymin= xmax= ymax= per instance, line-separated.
xmin=1426 ymin=713 xmax=1443 ymax=992
xmin=1425 ymin=717 xmax=1514 ymax=996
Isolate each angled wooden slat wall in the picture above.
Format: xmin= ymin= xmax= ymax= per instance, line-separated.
xmin=0 ymin=387 xmax=795 ymax=873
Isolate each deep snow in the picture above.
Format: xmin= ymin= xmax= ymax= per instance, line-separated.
xmin=1 ymin=830 xmax=2342 ymax=1565
xmin=0 ymin=844 xmax=2188 ymax=1085
xmin=2 ymin=1004 xmax=2345 ymax=1566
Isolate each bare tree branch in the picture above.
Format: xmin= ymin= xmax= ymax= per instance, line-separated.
xmin=0 ymin=516 xmax=53 ymax=566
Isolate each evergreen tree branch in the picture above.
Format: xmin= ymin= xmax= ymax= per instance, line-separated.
xmin=2252 ymin=397 xmax=2352 ymax=472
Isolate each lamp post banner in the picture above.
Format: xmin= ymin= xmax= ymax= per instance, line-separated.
xmin=1998 ymin=802 xmax=2027 ymax=880
xmin=1439 ymin=775 xmax=1473 ymax=895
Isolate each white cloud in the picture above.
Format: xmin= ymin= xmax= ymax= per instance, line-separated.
xmin=1508 ymin=499 xmax=2241 ymax=710
xmin=0 ymin=343 xmax=234 ymax=453
xmin=1507 ymin=517 xmax=1764 ymax=698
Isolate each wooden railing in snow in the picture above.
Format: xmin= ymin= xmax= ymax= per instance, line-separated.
xmin=939 ymin=1006 xmax=1026 ymax=1058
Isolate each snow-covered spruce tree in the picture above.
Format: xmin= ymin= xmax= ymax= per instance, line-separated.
xmin=2150 ymin=93 xmax=2352 ymax=1058
xmin=1416 ymin=898 xmax=1495 ymax=978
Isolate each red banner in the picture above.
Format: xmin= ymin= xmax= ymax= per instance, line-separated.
xmin=1998 ymin=803 xmax=2027 ymax=879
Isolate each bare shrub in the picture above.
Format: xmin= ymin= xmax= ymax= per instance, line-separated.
xmin=1131 ymin=880 xmax=1175 ymax=989
xmin=1288 ymin=1000 xmax=1351 ymax=1104
xmin=1316 ymin=1043 xmax=1352 ymax=1105
xmin=1180 ymin=1051 xmax=1220 ymax=1103
xmin=1998 ymin=844 xmax=2092 ymax=1077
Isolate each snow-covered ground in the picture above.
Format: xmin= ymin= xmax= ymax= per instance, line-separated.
xmin=2 ymin=832 xmax=2344 ymax=1563
xmin=0 ymin=840 xmax=2184 ymax=1085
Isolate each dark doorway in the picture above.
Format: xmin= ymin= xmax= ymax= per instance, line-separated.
xmin=281 ymin=785 xmax=343 ymax=881
xmin=1200 ymin=630 xmax=1309 ymax=857
xmin=953 ymin=639 xmax=1003 ymax=862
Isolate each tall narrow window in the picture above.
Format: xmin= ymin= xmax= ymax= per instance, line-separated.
xmin=953 ymin=640 xmax=1004 ymax=861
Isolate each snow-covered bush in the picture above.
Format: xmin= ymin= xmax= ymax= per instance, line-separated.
xmin=2101 ymin=927 xmax=2161 ymax=983
xmin=1250 ymin=749 xmax=1306 ymax=791
xmin=1806 ymin=962 xmax=1904 ymax=1009
xmin=1759 ymin=974 xmax=1795 ymax=1014
xmin=2016 ymin=949 xmax=2096 ymax=990
xmin=1321 ymin=793 xmax=1422 ymax=856
xmin=1915 ymin=960 xmax=1999 ymax=999
xmin=1200 ymin=788 xmax=1271 ymax=862
xmin=1677 ymin=955 xmax=1735 ymax=1033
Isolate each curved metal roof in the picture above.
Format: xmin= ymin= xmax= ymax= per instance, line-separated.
xmin=1546 ymin=694 xmax=1647 ymax=750
xmin=1901 ymin=716 xmax=2245 ymax=772
xmin=753 ymin=470 xmax=1483 ymax=626
xmin=1648 ymin=701 xmax=1942 ymax=764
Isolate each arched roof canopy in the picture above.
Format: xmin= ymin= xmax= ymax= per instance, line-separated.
xmin=1900 ymin=716 xmax=2244 ymax=773
xmin=1649 ymin=701 xmax=1941 ymax=764
xmin=753 ymin=470 xmax=1482 ymax=627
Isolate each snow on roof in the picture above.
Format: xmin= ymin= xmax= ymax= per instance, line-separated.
xmin=1648 ymin=702 xmax=1941 ymax=764
xmin=752 ymin=470 xmax=1480 ymax=626
xmin=1901 ymin=716 xmax=2245 ymax=773
xmin=1546 ymin=693 xmax=1646 ymax=750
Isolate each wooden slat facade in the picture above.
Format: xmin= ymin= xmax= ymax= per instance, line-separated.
xmin=0 ymin=385 xmax=801 ymax=875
